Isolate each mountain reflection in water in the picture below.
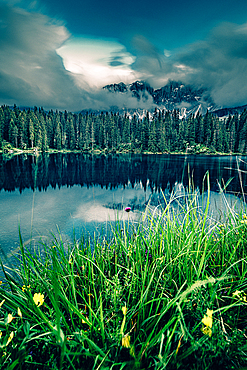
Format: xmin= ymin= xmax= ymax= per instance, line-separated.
xmin=0 ymin=153 xmax=247 ymax=269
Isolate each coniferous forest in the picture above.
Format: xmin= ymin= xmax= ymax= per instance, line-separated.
xmin=1 ymin=104 xmax=247 ymax=154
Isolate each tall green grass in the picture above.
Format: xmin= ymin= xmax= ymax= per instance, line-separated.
xmin=0 ymin=185 xmax=246 ymax=369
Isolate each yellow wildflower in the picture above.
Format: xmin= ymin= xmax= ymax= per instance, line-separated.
xmin=206 ymin=308 xmax=213 ymax=317
xmin=0 ymin=299 xmax=5 ymax=308
xmin=22 ymin=285 xmax=31 ymax=292
xmin=0 ymin=331 xmax=2 ymax=338
xmin=120 ymin=306 xmax=127 ymax=335
xmin=201 ymin=308 xmax=213 ymax=337
xmin=122 ymin=334 xmax=131 ymax=348
xmin=33 ymin=293 xmax=44 ymax=307
xmin=233 ymin=290 xmax=242 ymax=298
xmin=202 ymin=315 xmax=212 ymax=328
xmin=6 ymin=313 xmax=13 ymax=324
xmin=201 ymin=308 xmax=213 ymax=328
xmin=201 ymin=308 xmax=213 ymax=338
xmin=201 ymin=326 xmax=212 ymax=337
xmin=233 ymin=290 xmax=247 ymax=302
xmin=6 ymin=331 xmax=14 ymax=346
xmin=17 ymin=307 xmax=22 ymax=318
xmin=122 ymin=306 xmax=127 ymax=316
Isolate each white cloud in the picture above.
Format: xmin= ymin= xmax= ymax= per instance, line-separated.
xmin=56 ymin=37 xmax=137 ymax=88
xmin=0 ymin=2 xmax=94 ymax=110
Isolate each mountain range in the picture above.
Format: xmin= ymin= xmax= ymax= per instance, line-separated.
xmin=103 ymin=80 xmax=247 ymax=118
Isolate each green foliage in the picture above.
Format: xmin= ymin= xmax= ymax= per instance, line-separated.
xmin=1 ymin=105 xmax=247 ymax=154
xmin=0 ymin=191 xmax=247 ymax=369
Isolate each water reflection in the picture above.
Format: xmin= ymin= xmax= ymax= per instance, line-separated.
xmin=0 ymin=182 xmax=151 ymax=267
xmin=0 ymin=153 xmax=247 ymax=269
xmin=1 ymin=153 xmax=247 ymax=194
xmin=147 ymin=182 xmax=247 ymax=225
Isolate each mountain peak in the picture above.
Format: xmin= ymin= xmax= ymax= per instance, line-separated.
xmin=103 ymin=80 xmax=219 ymax=116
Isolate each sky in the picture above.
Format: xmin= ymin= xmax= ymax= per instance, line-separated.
xmin=1 ymin=0 xmax=247 ymax=111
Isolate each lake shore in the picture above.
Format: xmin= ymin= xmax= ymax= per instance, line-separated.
xmin=0 ymin=145 xmax=240 ymax=157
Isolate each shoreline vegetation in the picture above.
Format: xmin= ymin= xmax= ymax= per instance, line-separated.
xmin=0 ymin=145 xmax=243 ymax=157
xmin=0 ymin=186 xmax=247 ymax=369
xmin=1 ymin=104 xmax=247 ymax=157
xmin=0 ymin=148 xmax=242 ymax=156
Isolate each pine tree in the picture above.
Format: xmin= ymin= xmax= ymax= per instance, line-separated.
xmin=141 ymin=112 xmax=150 ymax=150
xmin=66 ymin=114 xmax=76 ymax=150
xmin=195 ymin=114 xmax=204 ymax=144
xmin=122 ymin=115 xmax=130 ymax=144
xmin=53 ymin=113 xmax=61 ymax=150
xmin=84 ymin=118 xmax=91 ymax=150
xmin=148 ymin=122 xmax=157 ymax=152
xmin=13 ymin=125 xmax=18 ymax=148
xmin=163 ymin=111 xmax=172 ymax=151
xmin=0 ymin=107 xmax=4 ymax=147
xmin=187 ymin=114 xmax=195 ymax=145
xmin=54 ymin=120 xmax=62 ymax=150
xmin=203 ymin=110 xmax=213 ymax=147
xmin=41 ymin=119 xmax=48 ymax=151
xmin=172 ymin=109 xmax=180 ymax=132
xmin=91 ymin=119 xmax=95 ymax=150
xmin=233 ymin=113 xmax=239 ymax=152
xmin=29 ymin=118 xmax=34 ymax=149
xmin=238 ymin=118 xmax=247 ymax=153
xmin=46 ymin=117 xmax=52 ymax=147
xmin=214 ymin=116 xmax=223 ymax=152
xmin=158 ymin=115 xmax=167 ymax=152
xmin=17 ymin=112 xmax=25 ymax=149
xmin=227 ymin=116 xmax=236 ymax=153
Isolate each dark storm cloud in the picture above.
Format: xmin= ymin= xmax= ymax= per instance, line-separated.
xmin=0 ymin=3 xmax=94 ymax=111
xmin=129 ymin=24 xmax=247 ymax=108
xmin=129 ymin=35 xmax=181 ymax=89
xmin=176 ymin=22 xmax=247 ymax=107
xmin=2 ymin=1 xmax=247 ymax=111
xmin=131 ymin=35 xmax=171 ymax=75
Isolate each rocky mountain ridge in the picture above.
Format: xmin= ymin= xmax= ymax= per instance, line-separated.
xmin=103 ymin=80 xmax=219 ymax=117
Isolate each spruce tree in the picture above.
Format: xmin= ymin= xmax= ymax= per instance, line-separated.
xmin=195 ymin=114 xmax=204 ymax=144
xmin=203 ymin=110 xmax=212 ymax=147
xmin=0 ymin=107 xmax=4 ymax=148
xmin=141 ymin=112 xmax=150 ymax=150
xmin=148 ymin=122 xmax=157 ymax=152
xmin=238 ymin=118 xmax=247 ymax=153
xmin=187 ymin=114 xmax=195 ymax=145
xmin=66 ymin=114 xmax=76 ymax=150
xmin=54 ymin=121 xmax=62 ymax=150
xmin=29 ymin=119 xmax=34 ymax=149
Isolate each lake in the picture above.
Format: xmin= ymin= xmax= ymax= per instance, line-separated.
xmin=0 ymin=153 xmax=247 ymax=268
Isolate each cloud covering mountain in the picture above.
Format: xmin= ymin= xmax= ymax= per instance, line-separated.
xmin=1 ymin=1 xmax=247 ymax=111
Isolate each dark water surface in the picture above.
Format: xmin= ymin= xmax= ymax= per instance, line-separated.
xmin=0 ymin=153 xmax=247 ymax=266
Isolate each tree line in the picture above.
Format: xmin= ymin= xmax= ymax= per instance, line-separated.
xmin=1 ymin=104 xmax=247 ymax=153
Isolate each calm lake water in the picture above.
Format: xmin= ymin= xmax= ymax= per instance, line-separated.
xmin=0 ymin=153 xmax=247 ymax=267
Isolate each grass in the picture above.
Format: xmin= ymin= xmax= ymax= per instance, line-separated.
xmin=0 ymin=181 xmax=247 ymax=369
